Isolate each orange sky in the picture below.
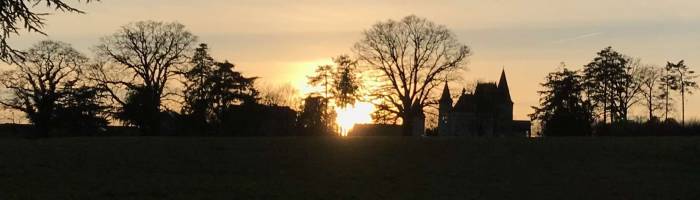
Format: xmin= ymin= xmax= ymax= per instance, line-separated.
xmin=5 ymin=0 xmax=700 ymax=121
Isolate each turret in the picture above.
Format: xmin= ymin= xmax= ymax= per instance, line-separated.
xmin=498 ymin=69 xmax=512 ymax=103
xmin=440 ymin=81 xmax=453 ymax=105
xmin=497 ymin=69 xmax=514 ymax=136
xmin=439 ymin=82 xmax=453 ymax=136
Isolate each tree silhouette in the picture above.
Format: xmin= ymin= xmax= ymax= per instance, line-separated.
xmin=353 ymin=15 xmax=471 ymax=136
xmin=181 ymin=43 xmax=216 ymax=125
xmin=92 ymin=21 xmax=196 ymax=135
xmin=298 ymin=94 xmax=336 ymax=135
xmin=203 ymin=61 xmax=258 ymax=111
xmin=332 ymin=54 xmax=361 ymax=108
xmin=659 ymin=65 xmax=676 ymax=121
xmin=530 ymin=67 xmax=594 ymax=136
xmin=665 ymin=60 xmax=698 ymax=125
xmin=308 ymin=64 xmax=334 ymax=98
xmin=618 ymin=58 xmax=645 ymax=121
xmin=638 ymin=65 xmax=664 ymax=121
xmin=0 ymin=40 xmax=88 ymax=136
xmin=54 ymin=86 xmax=109 ymax=135
xmin=0 ymin=0 xmax=96 ymax=63
xmin=371 ymin=102 xmax=400 ymax=125
xmin=306 ymin=62 xmax=336 ymax=133
xmin=583 ymin=47 xmax=635 ymax=123
xmin=115 ymin=86 xmax=159 ymax=131
xmin=258 ymin=83 xmax=301 ymax=109
xmin=181 ymin=44 xmax=259 ymax=126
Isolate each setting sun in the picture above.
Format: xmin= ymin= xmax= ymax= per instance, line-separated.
xmin=335 ymin=102 xmax=374 ymax=136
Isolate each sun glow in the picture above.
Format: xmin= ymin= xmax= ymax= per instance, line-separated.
xmin=335 ymin=102 xmax=374 ymax=136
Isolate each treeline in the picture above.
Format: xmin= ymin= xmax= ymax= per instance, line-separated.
xmin=1 ymin=3 xmax=481 ymax=137
xmin=0 ymin=7 xmax=471 ymax=137
xmin=531 ymin=47 xmax=699 ymax=136
xmin=0 ymin=21 xmax=341 ymax=137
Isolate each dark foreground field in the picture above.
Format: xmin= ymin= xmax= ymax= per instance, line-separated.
xmin=0 ymin=137 xmax=699 ymax=199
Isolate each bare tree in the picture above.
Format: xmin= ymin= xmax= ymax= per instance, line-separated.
xmin=616 ymin=58 xmax=645 ymax=121
xmin=353 ymin=15 xmax=471 ymax=136
xmin=0 ymin=40 xmax=87 ymax=136
xmin=0 ymin=0 xmax=96 ymax=63
xmin=258 ymin=82 xmax=301 ymax=109
xmin=638 ymin=65 xmax=664 ymax=121
xmin=91 ymin=21 xmax=196 ymax=134
xmin=371 ymin=102 xmax=400 ymax=125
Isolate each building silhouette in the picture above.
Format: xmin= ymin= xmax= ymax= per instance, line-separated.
xmin=438 ymin=70 xmax=531 ymax=137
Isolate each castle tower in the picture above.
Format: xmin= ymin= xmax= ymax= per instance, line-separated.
xmin=498 ymin=69 xmax=512 ymax=104
xmin=439 ymin=82 xmax=453 ymax=136
xmin=497 ymin=69 xmax=514 ymax=135
xmin=498 ymin=69 xmax=514 ymax=119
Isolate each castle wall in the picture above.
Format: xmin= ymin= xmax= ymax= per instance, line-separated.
xmin=438 ymin=108 xmax=451 ymax=136
xmin=495 ymin=103 xmax=514 ymax=136
xmin=448 ymin=112 xmax=476 ymax=136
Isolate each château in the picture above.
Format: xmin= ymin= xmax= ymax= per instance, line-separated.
xmin=438 ymin=70 xmax=531 ymax=137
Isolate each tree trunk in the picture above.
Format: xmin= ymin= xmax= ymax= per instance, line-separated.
xmin=665 ymin=83 xmax=669 ymax=121
xmin=142 ymin=93 xmax=162 ymax=136
xmin=603 ymin=96 xmax=608 ymax=124
xmin=401 ymin=113 xmax=414 ymax=136
xmin=33 ymin=104 xmax=54 ymax=138
xmin=648 ymin=96 xmax=654 ymax=121
xmin=682 ymin=85 xmax=685 ymax=126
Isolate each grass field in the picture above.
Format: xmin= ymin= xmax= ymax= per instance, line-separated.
xmin=0 ymin=137 xmax=699 ymax=199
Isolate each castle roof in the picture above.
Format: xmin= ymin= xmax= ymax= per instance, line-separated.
xmin=450 ymin=70 xmax=514 ymax=113
xmin=498 ymin=69 xmax=512 ymax=103
xmin=453 ymin=93 xmax=475 ymax=112
xmin=439 ymin=81 xmax=452 ymax=104
xmin=474 ymin=82 xmax=499 ymax=97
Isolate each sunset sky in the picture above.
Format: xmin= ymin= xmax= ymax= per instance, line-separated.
xmin=6 ymin=0 xmax=700 ymax=121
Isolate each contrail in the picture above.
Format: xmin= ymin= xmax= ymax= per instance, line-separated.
xmin=555 ymin=32 xmax=603 ymax=43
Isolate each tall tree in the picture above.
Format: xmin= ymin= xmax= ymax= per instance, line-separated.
xmin=530 ymin=67 xmax=594 ymax=136
xmin=638 ymin=65 xmax=664 ymax=121
xmin=659 ymin=65 xmax=676 ymax=121
xmin=92 ymin=21 xmax=196 ymax=135
xmin=182 ymin=59 xmax=259 ymax=125
xmin=353 ymin=15 xmax=471 ymax=136
xmin=666 ymin=60 xmax=698 ymax=125
xmin=181 ymin=44 xmax=259 ymax=127
xmin=0 ymin=40 xmax=87 ymax=136
xmin=308 ymin=64 xmax=334 ymax=98
xmin=0 ymin=0 xmax=96 ymax=63
xmin=181 ymin=43 xmax=216 ymax=124
xmin=583 ymin=47 xmax=633 ymax=123
xmin=332 ymin=54 xmax=361 ymax=108
xmin=306 ymin=64 xmax=335 ymax=133
xmin=617 ymin=58 xmax=645 ymax=121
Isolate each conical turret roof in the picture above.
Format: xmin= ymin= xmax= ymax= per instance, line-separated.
xmin=498 ymin=69 xmax=512 ymax=103
xmin=440 ymin=81 xmax=452 ymax=104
